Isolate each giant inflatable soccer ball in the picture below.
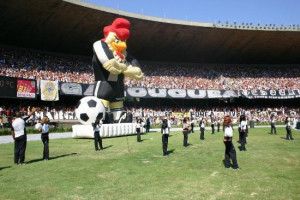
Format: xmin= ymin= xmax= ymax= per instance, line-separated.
xmin=75 ymin=96 xmax=105 ymax=125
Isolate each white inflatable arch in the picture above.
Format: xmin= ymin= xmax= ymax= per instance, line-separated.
xmin=72 ymin=123 xmax=144 ymax=138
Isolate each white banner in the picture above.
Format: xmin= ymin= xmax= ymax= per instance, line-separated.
xmin=40 ymin=80 xmax=59 ymax=101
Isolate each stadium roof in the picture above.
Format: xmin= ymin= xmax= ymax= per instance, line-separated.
xmin=1 ymin=0 xmax=300 ymax=64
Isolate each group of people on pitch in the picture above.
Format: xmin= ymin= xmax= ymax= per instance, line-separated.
xmin=10 ymin=108 xmax=295 ymax=168
xmin=11 ymin=108 xmax=50 ymax=165
xmin=159 ymin=113 xmax=295 ymax=170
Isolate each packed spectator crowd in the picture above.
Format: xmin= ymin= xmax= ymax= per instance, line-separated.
xmin=1 ymin=46 xmax=299 ymax=90
xmin=0 ymin=47 xmax=94 ymax=84
xmin=0 ymin=104 xmax=298 ymax=128
xmin=127 ymin=105 xmax=299 ymax=126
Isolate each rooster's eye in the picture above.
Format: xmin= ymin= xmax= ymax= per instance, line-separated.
xmin=115 ymin=38 xmax=119 ymax=43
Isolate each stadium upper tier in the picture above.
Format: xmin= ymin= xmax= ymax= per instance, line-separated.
xmin=0 ymin=0 xmax=300 ymax=64
xmin=0 ymin=47 xmax=299 ymax=90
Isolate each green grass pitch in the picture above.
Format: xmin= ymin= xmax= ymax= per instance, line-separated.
xmin=0 ymin=127 xmax=299 ymax=200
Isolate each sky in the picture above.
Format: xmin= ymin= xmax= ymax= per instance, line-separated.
xmin=84 ymin=0 xmax=299 ymax=27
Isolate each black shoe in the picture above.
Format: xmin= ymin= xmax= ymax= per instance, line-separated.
xmin=291 ymin=138 xmax=294 ymax=140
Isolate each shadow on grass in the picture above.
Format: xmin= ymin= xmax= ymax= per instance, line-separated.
xmin=26 ymin=153 xmax=77 ymax=164
xmin=167 ymin=149 xmax=175 ymax=155
xmin=0 ymin=166 xmax=12 ymax=171
xmin=280 ymin=137 xmax=289 ymax=140
xmin=103 ymin=145 xmax=113 ymax=150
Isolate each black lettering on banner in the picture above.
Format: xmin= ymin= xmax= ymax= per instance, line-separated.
xmin=148 ymin=88 xmax=167 ymax=98
xmin=127 ymin=87 xmax=147 ymax=97
xmin=207 ymin=90 xmax=222 ymax=98
xmin=168 ymin=89 xmax=186 ymax=98
xmin=288 ymin=90 xmax=295 ymax=96
xmin=279 ymin=89 xmax=286 ymax=96
xmin=187 ymin=89 xmax=206 ymax=98
xmin=251 ymin=90 xmax=258 ymax=95
xmin=260 ymin=90 xmax=267 ymax=96
xmin=270 ymin=90 xmax=276 ymax=96
xmin=60 ymin=83 xmax=82 ymax=95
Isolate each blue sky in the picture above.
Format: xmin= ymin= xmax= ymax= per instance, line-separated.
xmin=84 ymin=0 xmax=299 ymax=26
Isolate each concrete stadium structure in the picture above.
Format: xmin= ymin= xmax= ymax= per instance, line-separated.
xmin=1 ymin=0 xmax=300 ymax=64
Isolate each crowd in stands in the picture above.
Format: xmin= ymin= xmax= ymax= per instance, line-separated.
xmin=0 ymin=47 xmax=94 ymax=84
xmin=127 ymin=106 xmax=299 ymax=126
xmin=1 ymin=104 xmax=298 ymax=128
xmin=1 ymin=46 xmax=300 ymax=90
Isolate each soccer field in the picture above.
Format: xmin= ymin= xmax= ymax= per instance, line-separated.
xmin=0 ymin=127 xmax=299 ymax=200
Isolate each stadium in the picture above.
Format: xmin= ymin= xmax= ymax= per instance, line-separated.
xmin=0 ymin=0 xmax=300 ymax=199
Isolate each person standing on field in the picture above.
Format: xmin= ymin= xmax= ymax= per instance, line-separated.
xmin=199 ymin=118 xmax=205 ymax=140
xmin=40 ymin=116 xmax=50 ymax=160
xmin=11 ymin=107 xmax=37 ymax=165
xmin=223 ymin=115 xmax=240 ymax=170
xmin=182 ymin=118 xmax=190 ymax=147
xmin=270 ymin=115 xmax=277 ymax=134
xmin=161 ymin=118 xmax=170 ymax=156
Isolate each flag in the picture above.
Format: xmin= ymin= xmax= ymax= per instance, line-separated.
xmin=40 ymin=80 xmax=59 ymax=101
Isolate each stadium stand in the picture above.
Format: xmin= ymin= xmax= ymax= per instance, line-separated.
xmin=1 ymin=47 xmax=299 ymax=90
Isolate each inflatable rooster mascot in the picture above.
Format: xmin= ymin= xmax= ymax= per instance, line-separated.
xmin=92 ymin=18 xmax=144 ymax=123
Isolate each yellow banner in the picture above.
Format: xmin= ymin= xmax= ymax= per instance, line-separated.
xmin=172 ymin=112 xmax=190 ymax=118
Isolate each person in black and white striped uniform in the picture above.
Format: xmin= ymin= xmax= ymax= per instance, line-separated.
xmin=223 ymin=115 xmax=240 ymax=170
xmin=92 ymin=18 xmax=143 ymax=123
xmin=285 ymin=116 xmax=294 ymax=140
